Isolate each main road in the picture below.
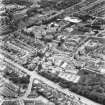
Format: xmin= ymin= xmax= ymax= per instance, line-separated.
xmin=3 ymin=56 xmax=101 ymax=105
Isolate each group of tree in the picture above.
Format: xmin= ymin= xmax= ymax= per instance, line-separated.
xmin=2 ymin=0 xmax=33 ymax=6
xmin=38 ymin=0 xmax=81 ymax=10
xmin=4 ymin=70 xmax=30 ymax=85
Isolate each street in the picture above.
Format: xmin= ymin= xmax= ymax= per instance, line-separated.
xmin=3 ymin=57 xmax=101 ymax=105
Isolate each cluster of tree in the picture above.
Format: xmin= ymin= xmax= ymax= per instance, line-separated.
xmin=38 ymin=0 xmax=81 ymax=10
xmin=4 ymin=70 xmax=30 ymax=85
xmin=26 ymin=7 xmax=43 ymax=17
xmin=69 ymin=70 xmax=105 ymax=104
xmin=56 ymin=0 xmax=82 ymax=10
xmin=0 ymin=5 xmax=18 ymax=35
xmin=38 ymin=71 xmax=60 ymax=83
xmin=2 ymin=0 xmax=33 ymax=6
xmin=1 ymin=0 xmax=40 ymax=35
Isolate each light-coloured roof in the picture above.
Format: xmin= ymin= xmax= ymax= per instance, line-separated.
xmin=64 ymin=16 xmax=81 ymax=23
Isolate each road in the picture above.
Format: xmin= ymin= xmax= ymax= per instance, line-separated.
xmin=4 ymin=57 xmax=101 ymax=105
xmin=24 ymin=77 xmax=33 ymax=97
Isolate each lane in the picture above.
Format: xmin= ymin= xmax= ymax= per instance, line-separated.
xmin=4 ymin=57 xmax=101 ymax=105
xmin=24 ymin=77 xmax=34 ymax=97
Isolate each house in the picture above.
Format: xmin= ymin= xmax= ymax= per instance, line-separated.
xmin=64 ymin=16 xmax=81 ymax=23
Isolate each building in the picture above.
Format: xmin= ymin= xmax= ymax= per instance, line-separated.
xmin=58 ymin=72 xmax=80 ymax=83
